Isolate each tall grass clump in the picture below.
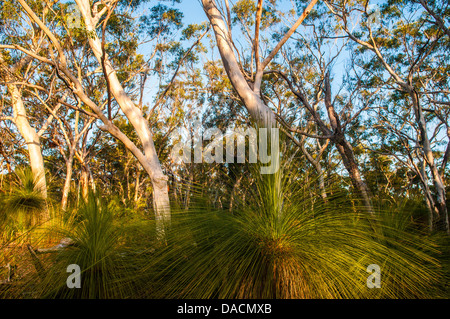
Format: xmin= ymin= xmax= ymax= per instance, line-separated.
xmin=17 ymin=192 xmax=152 ymax=299
xmin=140 ymin=157 xmax=443 ymax=298
xmin=0 ymin=167 xmax=47 ymax=243
xmin=3 ymin=160 xmax=445 ymax=298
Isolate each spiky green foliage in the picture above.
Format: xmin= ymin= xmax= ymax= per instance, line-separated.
xmin=139 ymin=161 xmax=443 ymax=298
xmin=4 ymin=162 xmax=446 ymax=299
xmin=0 ymin=167 xmax=47 ymax=239
xmin=19 ymin=192 xmax=154 ymax=299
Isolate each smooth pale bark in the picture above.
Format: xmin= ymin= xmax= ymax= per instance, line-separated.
xmin=9 ymin=85 xmax=46 ymax=195
xmin=8 ymin=83 xmax=49 ymax=220
xmin=80 ymin=163 xmax=89 ymax=201
xmin=253 ymin=0 xmax=319 ymax=94
xmin=134 ymin=170 xmax=140 ymax=205
xmin=202 ymin=0 xmax=276 ymax=126
xmin=75 ymin=152 xmax=94 ymax=202
xmin=16 ymin=0 xmax=170 ymax=230
xmin=75 ymin=0 xmax=170 ymax=229
xmin=65 ymin=68 xmax=169 ymax=219
xmin=184 ymin=163 xmax=194 ymax=210
xmin=49 ymin=108 xmax=94 ymax=211
xmin=202 ymin=0 xmax=317 ymax=126
xmin=335 ymin=9 xmax=448 ymax=231
xmin=1 ymin=55 xmax=55 ymax=221
xmin=316 ymin=162 xmax=327 ymax=201
xmin=61 ymin=150 xmax=75 ymax=211
xmin=203 ymin=0 xmax=375 ymax=213
xmin=418 ymin=160 xmax=439 ymax=232
xmin=441 ymin=127 xmax=450 ymax=176
xmin=1 ymin=56 xmax=48 ymax=203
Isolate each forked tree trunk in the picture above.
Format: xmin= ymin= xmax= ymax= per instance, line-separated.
xmin=75 ymin=0 xmax=170 ymax=234
xmin=15 ymin=0 xmax=170 ymax=231
xmin=202 ymin=0 xmax=375 ymax=215
xmin=202 ymin=0 xmax=276 ymax=127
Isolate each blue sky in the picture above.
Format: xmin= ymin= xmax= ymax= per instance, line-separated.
xmin=177 ymin=0 xmax=207 ymax=25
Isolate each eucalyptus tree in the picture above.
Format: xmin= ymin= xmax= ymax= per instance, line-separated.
xmin=201 ymin=0 xmax=319 ymax=126
xmin=201 ymin=0 xmax=378 ymax=212
xmin=323 ymin=0 xmax=449 ymax=232
xmin=0 ymin=0 xmax=204 ymax=235
xmin=0 ymin=7 xmax=68 ymax=221
xmin=267 ymin=57 xmax=375 ymax=213
xmin=41 ymin=97 xmax=96 ymax=211
xmin=0 ymin=57 xmax=50 ymax=204
xmin=0 ymin=37 xmax=52 ymax=208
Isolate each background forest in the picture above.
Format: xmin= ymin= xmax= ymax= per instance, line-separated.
xmin=0 ymin=0 xmax=449 ymax=299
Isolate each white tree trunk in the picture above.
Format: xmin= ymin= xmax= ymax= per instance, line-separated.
xmin=61 ymin=150 xmax=75 ymax=211
xmin=8 ymin=83 xmax=49 ymax=221
xmin=202 ymin=0 xmax=276 ymax=127
xmin=80 ymin=162 xmax=90 ymax=201
xmin=75 ymin=0 xmax=170 ymax=231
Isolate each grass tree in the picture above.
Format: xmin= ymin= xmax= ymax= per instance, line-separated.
xmin=138 ymin=158 xmax=443 ymax=298
xmin=201 ymin=0 xmax=375 ymax=214
xmin=0 ymin=167 xmax=47 ymax=241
